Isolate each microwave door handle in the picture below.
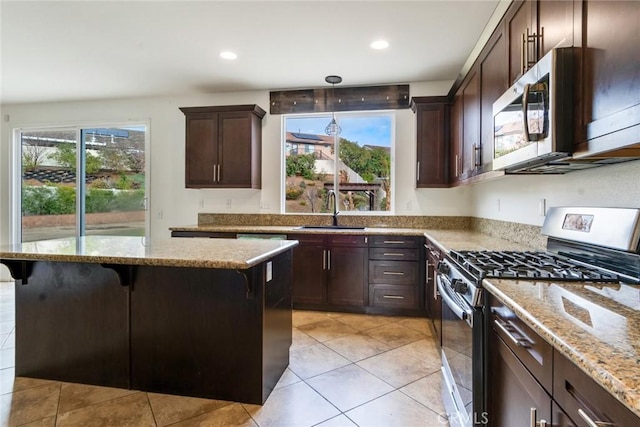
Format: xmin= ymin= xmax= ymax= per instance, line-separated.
xmin=522 ymin=83 xmax=531 ymax=142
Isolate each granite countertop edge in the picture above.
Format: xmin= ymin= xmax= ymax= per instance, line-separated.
xmin=482 ymin=279 xmax=640 ymax=419
xmin=0 ymin=238 xmax=299 ymax=270
xmin=170 ymin=225 xmax=429 ymax=236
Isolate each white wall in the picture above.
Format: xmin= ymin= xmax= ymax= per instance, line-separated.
xmin=470 ymin=160 xmax=640 ymax=226
xmin=0 ymin=80 xmax=464 ymax=252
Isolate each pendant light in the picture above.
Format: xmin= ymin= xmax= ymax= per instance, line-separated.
xmin=324 ymin=75 xmax=342 ymax=136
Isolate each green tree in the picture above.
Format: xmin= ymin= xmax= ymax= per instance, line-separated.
xmin=285 ymin=153 xmax=316 ymax=179
xmin=51 ymin=143 xmax=101 ymax=174
xmin=338 ymin=138 xmax=391 ymax=211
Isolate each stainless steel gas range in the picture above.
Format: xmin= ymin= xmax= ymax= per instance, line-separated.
xmin=437 ymin=207 xmax=640 ymax=427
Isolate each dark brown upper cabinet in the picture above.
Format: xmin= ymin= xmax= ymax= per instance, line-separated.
xmin=479 ymin=24 xmax=509 ymax=174
xmin=573 ymin=0 xmax=640 ymax=157
xmin=507 ymin=0 xmax=574 ymax=84
xmin=411 ymin=97 xmax=450 ymax=188
xmin=180 ymin=105 xmax=266 ymax=189
xmin=462 ymin=69 xmax=481 ymax=179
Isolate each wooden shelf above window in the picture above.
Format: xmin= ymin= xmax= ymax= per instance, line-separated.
xmin=269 ymin=84 xmax=410 ymax=115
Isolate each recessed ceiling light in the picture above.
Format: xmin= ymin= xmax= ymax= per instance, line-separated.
xmin=220 ymin=51 xmax=238 ymax=60
xmin=370 ymin=40 xmax=389 ymax=50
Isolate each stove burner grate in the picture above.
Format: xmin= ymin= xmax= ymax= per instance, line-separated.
xmin=449 ymin=250 xmax=620 ymax=283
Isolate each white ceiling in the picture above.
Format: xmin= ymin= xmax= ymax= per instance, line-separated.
xmin=1 ymin=0 xmax=502 ymax=104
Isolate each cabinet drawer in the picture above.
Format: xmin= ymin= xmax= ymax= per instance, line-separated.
xmin=553 ymin=351 xmax=640 ymax=427
xmin=369 ymin=235 xmax=419 ymax=248
xmin=369 ymin=285 xmax=418 ymax=309
xmin=327 ymin=234 xmax=368 ymax=247
xmin=369 ymin=247 xmax=418 ymax=261
xmin=288 ymin=234 xmax=324 ymax=245
xmin=489 ymin=295 xmax=553 ymax=394
xmin=369 ymin=261 xmax=418 ymax=285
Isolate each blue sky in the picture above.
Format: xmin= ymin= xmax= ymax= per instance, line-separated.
xmin=286 ymin=114 xmax=392 ymax=147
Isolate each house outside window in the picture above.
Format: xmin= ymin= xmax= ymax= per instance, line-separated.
xmin=283 ymin=112 xmax=394 ymax=214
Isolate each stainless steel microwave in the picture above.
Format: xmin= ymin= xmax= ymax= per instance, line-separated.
xmin=492 ymin=48 xmax=575 ymax=173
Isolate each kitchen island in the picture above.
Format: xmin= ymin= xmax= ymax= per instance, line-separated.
xmin=0 ymin=236 xmax=298 ymax=405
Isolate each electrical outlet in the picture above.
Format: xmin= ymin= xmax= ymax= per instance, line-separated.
xmin=406 ymin=201 xmax=412 ymax=211
xmin=260 ymin=201 xmax=270 ymax=209
xmin=226 ymin=199 xmax=232 ymax=208
xmin=199 ymin=199 xmax=204 ymax=209
xmin=497 ymin=198 xmax=501 ymax=212
xmin=157 ymin=210 xmax=163 ymax=219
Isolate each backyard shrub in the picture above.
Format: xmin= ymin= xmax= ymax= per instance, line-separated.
xmin=22 ymin=185 xmax=145 ymax=215
xmin=286 ymin=187 xmax=303 ymax=200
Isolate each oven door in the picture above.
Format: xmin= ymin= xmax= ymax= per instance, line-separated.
xmin=438 ymin=274 xmax=475 ymax=427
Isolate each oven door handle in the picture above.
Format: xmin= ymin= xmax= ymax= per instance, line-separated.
xmin=437 ymin=274 xmax=473 ymax=327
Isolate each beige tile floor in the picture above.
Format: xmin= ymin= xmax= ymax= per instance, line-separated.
xmin=0 ymin=281 xmax=449 ymax=426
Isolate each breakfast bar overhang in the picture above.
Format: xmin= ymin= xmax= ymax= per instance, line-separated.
xmin=0 ymin=236 xmax=298 ymax=405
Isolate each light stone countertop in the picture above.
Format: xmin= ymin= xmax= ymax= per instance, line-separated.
xmin=0 ymin=236 xmax=298 ymax=269
xmin=483 ymin=278 xmax=640 ymax=419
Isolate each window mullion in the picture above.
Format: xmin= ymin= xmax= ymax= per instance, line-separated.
xmin=76 ymin=128 xmax=86 ymax=237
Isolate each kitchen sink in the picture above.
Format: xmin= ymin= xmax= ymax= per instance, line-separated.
xmin=295 ymin=225 xmax=367 ymax=230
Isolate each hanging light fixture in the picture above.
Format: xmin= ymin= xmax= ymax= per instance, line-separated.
xmin=324 ymin=75 xmax=342 ymax=136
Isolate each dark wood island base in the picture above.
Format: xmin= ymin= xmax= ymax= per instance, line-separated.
xmin=1 ymin=250 xmax=293 ymax=405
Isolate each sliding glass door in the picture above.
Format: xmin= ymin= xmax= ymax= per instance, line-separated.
xmin=18 ymin=125 xmax=148 ymax=242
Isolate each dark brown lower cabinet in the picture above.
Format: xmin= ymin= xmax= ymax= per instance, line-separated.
xmin=288 ymin=233 xmax=367 ymax=309
xmin=489 ymin=332 xmax=552 ymax=427
xmin=488 ymin=291 xmax=640 ymax=426
xmin=10 ymin=252 xmax=293 ymax=405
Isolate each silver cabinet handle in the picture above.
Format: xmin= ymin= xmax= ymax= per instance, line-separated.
xmin=322 ymin=250 xmax=326 ymax=270
xmin=213 ymin=164 xmax=217 ymax=182
xmin=327 ymin=249 xmax=331 ymax=270
xmin=522 ymin=32 xmax=527 ymax=75
xmin=433 ymin=270 xmax=439 ymax=299
xmin=383 ymin=271 xmax=404 ymax=276
xmin=577 ymin=408 xmax=615 ymax=427
xmin=383 ymin=295 xmax=404 ymax=299
xmin=455 ymin=154 xmax=459 ymax=177
xmin=416 ymin=161 xmax=420 ymax=182
xmin=217 ymin=163 xmax=221 ymax=181
xmin=383 ymin=253 xmax=404 ymax=257
xmin=383 ymin=240 xmax=405 ymax=244
xmin=494 ymin=319 xmax=532 ymax=348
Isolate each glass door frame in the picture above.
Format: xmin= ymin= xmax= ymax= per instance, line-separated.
xmin=10 ymin=120 xmax=150 ymax=244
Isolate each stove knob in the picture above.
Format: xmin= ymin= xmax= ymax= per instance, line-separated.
xmin=452 ymin=279 xmax=468 ymax=294
xmin=437 ymin=261 xmax=449 ymax=274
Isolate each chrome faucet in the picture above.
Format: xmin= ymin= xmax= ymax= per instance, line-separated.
xmin=326 ymin=190 xmax=339 ymax=226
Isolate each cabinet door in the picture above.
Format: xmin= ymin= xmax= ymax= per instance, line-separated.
xmin=416 ymin=103 xmax=449 ymax=187
xmin=328 ymin=246 xmax=367 ymax=306
xmin=450 ymin=93 xmax=463 ymax=183
xmin=462 ymin=69 xmax=481 ymax=178
xmin=218 ymin=112 xmax=254 ymax=187
xmin=480 ymin=26 xmax=508 ymax=173
xmin=185 ymin=112 xmax=218 ymax=187
xmin=575 ymin=0 xmax=640 ymax=153
xmin=507 ymin=0 xmax=534 ymax=83
xmin=489 ymin=332 xmax=552 ymax=427
xmin=290 ymin=237 xmax=326 ymax=305
xmin=536 ymin=0 xmax=574 ymax=57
